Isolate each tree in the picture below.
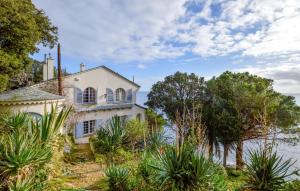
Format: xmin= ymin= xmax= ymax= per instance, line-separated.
xmin=0 ymin=0 xmax=58 ymax=92
xmin=210 ymin=71 xmax=300 ymax=169
xmin=146 ymin=72 xmax=207 ymax=148
xmin=145 ymin=108 xmax=166 ymax=134
xmin=204 ymin=77 xmax=241 ymax=165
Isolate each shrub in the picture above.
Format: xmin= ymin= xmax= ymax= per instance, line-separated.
xmin=94 ymin=116 xmax=125 ymax=154
xmin=147 ymin=131 xmax=167 ymax=151
xmin=105 ymin=166 xmax=129 ymax=191
xmin=124 ymin=119 xmax=148 ymax=150
xmin=245 ymin=145 xmax=299 ymax=191
xmin=150 ymin=143 xmax=227 ymax=191
xmin=281 ymin=180 xmax=300 ymax=191
xmin=137 ymin=152 xmax=157 ymax=183
xmin=0 ymin=105 xmax=71 ymax=190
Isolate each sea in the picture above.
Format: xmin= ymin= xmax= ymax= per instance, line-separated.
xmin=137 ymin=91 xmax=300 ymax=173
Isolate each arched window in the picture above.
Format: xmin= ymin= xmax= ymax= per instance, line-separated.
xmin=27 ymin=112 xmax=42 ymax=122
xmin=106 ymin=88 xmax=114 ymax=103
xmin=115 ymin=88 xmax=126 ymax=102
xmin=83 ymin=87 xmax=96 ymax=104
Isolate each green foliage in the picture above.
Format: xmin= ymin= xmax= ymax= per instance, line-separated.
xmin=206 ymin=71 xmax=300 ymax=168
xmin=281 ymin=180 xmax=300 ymax=191
xmin=146 ymin=71 xmax=206 ymax=122
xmin=137 ymin=152 xmax=157 ymax=184
xmin=147 ymin=131 xmax=167 ymax=151
xmin=124 ymin=119 xmax=148 ymax=149
xmin=0 ymin=0 xmax=58 ymax=91
xmin=0 ymin=105 xmax=71 ymax=190
xmin=145 ymin=108 xmax=166 ymax=133
xmin=105 ymin=166 xmax=129 ymax=191
xmin=150 ymin=144 xmax=227 ymax=191
xmin=94 ymin=116 xmax=126 ymax=154
xmin=245 ymin=145 xmax=299 ymax=191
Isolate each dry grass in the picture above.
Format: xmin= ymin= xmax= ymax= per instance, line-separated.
xmin=49 ymin=144 xmax=105 ymax=191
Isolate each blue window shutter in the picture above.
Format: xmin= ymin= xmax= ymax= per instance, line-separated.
xmin=75 ymin=122 xmax=84 ymax=138
xmin=74 ymin=87 xmax=82 ymax=104
xmin=106 ymin=88 xmax=114 ymax=103
xmin=127 ymin=89 xmax=132 ymax=102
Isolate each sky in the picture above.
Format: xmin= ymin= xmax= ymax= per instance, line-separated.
xmin=32 ymin=0 xmax=300 ymax=94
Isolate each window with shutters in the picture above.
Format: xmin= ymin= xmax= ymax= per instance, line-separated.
xmin=83 ymin=120 xmax=96 ymax=135
xmin=74 ymin=87 xmax=83 ymax=103
xmin=83 ymin=87 xmax=96 ymax=104
xmin=115 ymin=88 xmax=126 ymax=102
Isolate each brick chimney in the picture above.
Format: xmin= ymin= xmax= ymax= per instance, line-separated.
xmin=43 ymin=55 xmax=54 ymax=81
xmin=80 ymin=63 xmax=85 ymax=72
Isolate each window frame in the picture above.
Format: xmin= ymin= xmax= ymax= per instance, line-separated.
xmin=83 ymin=120 xmax=96 ymax=135
xmin=115 ymin=88 xmax=126 ymax=102
xmin=83 ymin=87 xmax=96 ymax=104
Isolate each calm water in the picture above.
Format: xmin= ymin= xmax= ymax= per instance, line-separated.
xmin=137 ymin=91 xmax=300 ymax=172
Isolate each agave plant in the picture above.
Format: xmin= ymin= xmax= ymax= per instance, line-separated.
xmin=0 ymin=105 xmax=71 ymax=190
xmin=150 ymin=143 xmax=227 ymax=191
xmin=95 ymin=116 xmax=126 ymax=153
xmin=105 ymin=166 xmax=129 ymax=191
xmin=245 ymin=145 xmax=299 ymax=191
xmin=147 ymin=131 xmax=167 ymax=151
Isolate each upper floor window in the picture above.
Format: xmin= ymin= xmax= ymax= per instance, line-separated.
xmin=115 ymin=88 xmax=126 ymax=102
xmin=83 ymin=87 xmax=96 ymax=104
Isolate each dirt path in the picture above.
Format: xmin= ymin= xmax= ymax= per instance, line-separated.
xmin=52 ymin=161 xmax=105 ymax=191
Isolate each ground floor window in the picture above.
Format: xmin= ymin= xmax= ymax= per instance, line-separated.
xmin=83 ymin=120 xmax=96 ymax=134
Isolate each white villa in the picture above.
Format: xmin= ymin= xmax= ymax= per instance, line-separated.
xmin=0 ymin=57 xmax=146 ymax=144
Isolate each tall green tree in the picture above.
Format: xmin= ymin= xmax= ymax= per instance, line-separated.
xmin=209 ymin=71 xmax=300 ymax=169
xmin=0 ymin=0 xmax=58 ymax=92
xmin=146 ymin=72 xmax=207 ymax=148
xmin=204 ymin=76 xmax=242 ymax=165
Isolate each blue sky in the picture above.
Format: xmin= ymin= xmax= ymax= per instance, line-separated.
xmin=32 ymin=0 xmax=300 ymax=93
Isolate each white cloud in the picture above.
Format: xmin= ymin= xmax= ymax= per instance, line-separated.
xmin=137 ymin=64 xmax=146 ymax=69
xmin=33 ymin=0 xmax=300 ymax=61
xmin=33 ymin=0 xmax=187 ymax=61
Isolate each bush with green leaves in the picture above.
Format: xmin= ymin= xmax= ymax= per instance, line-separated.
xmin=94 ymin=116 xmax=125 ymax=154
xmin=281 ymin=180 xmax=300 ymax=191
xmin=245 ymin=145 xmax=299 ymax=191
xmin=137 ymin=152 xmax=157 ymax=183
xmin=105 ymin=166 xmax=130 ymax=191
xmin=0 ymin=105 xmax=71 ymax=190
xmin=147 ymin=131 xmax=167 ymax=151
xmin=150 ymin=143 xmax=227 ymax=191
xmin=124 ymin=119 xmax=148 ymax=150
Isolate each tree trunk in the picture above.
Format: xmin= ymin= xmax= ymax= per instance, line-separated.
xmin=208 ymin=138 xmax=213 ymax=161
xmin=236 ymin=140 xmax=244 ymax=170
xmin=223 ymin=143 xmax=229 ymax=167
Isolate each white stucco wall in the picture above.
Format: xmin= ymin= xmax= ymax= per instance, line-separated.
xmin=0 ymin=100 xmax=64 ymax=115
xmin=61 ymin=67 xmax=139 ymax=105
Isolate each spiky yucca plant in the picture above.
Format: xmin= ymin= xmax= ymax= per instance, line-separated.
xmin=245 ymin=145 xmax=299 ymax=191
xmin=151 ymin=143 xmax=227 ymax=191
xmin=95 ymin=116 xmax=125 ymax=153
xmin=105 ymin=166 xmax=129 ymax=191
xmin=0 ymin=105 xmax=71 ymax=190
